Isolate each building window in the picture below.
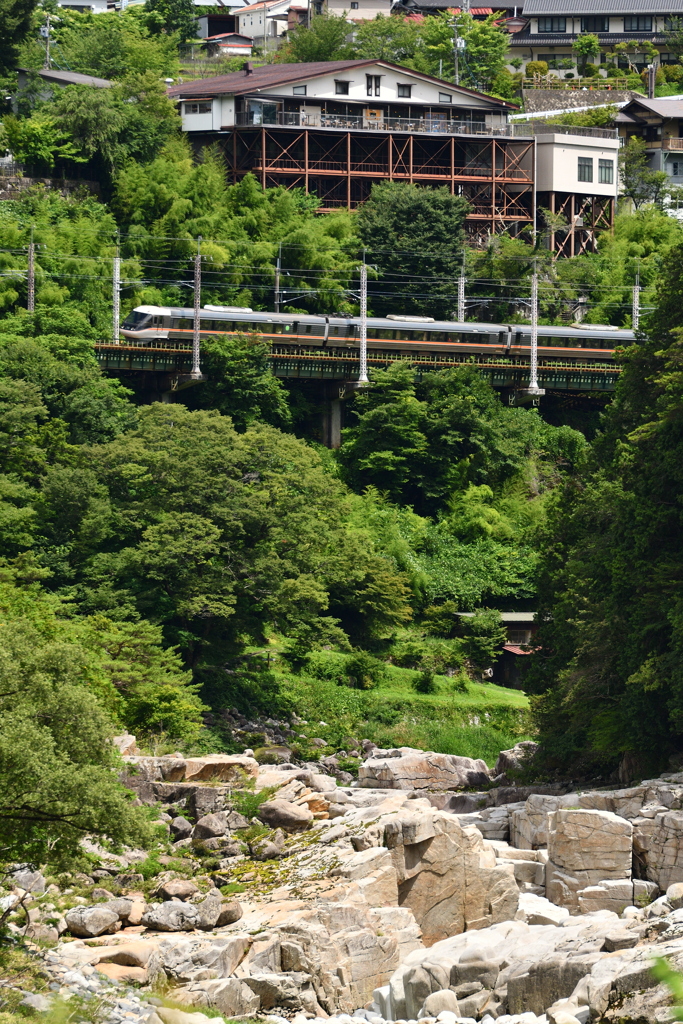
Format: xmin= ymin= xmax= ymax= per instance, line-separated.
xmin=673 ymin=161 xmax=681 ymax=176
xmin=335 ymin=80 xmax=350 ymax=95
xmin=293 ymin=85 xmax=306 ymax=95
xmin=580 ymin=15 xmax=608 ymax=31
xmin=397 ymin=83 xmax=412 ymax=98
xmin=439 ymin=91 xmax=452 ymax=102
xmin=598 ymin=158 xmax=614 ymax=183
xmin=578 ymin=156 xmax=593 ymax=182
xmin=537 ymin=54 xmax=559 ymax=68
xmin=665 ymin=17 xmax=682 ymax=30
xmin=537 ymin=16 xmax=566 ymax=32
xmin=351 ymin=2 xmax=358 ymax=7
xmin=624 ymin=15 xmax=652 ymax=30
xmin=366 ymin=74 xmax=381 ymax=96
xmin=184 ymin=101 xmax=211 ymax=114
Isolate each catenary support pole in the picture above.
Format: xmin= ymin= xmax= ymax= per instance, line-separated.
xmin=275 ymin=242 xmax=281 ymax=313
xmin=530 ymin=259 xmax=539 ymax=391
xmin=27 ymin=224 xmax=35 ymax=313
xmin=359 ymin=254 xmax=368 ymax=384
xmin=112 ymin=233 xmax=120 ymax=344
xmin=193 ymin=236 xmax=202 ymax=376
xmin=632 ymin=258 xmax=640 ymax=332
xmin=457 ymin=254 xmax=466 ymax=322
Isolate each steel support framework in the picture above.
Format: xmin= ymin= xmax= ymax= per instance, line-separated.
xmin=540 ymin=191 xmax=615 ymax=258
xmin=223 ymin=127 xmax=534 ymax=235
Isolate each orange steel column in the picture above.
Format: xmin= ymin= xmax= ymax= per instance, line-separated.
xmin=450 ymin=136 xmax=455 ymax=195
xmin=409 ymin=135 xmax=413 ymax=183
xmin=388 ymin=134 xmax=393 ymax=180
xmin=305 ymin=130 xmax=309 ymax=195
xmin=491 ymin=139 xmax=496 ymax=233
xmin=261 ymin=127 xmax=266 ymax=190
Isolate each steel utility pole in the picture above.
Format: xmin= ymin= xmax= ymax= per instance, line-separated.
xmin=113 ymin=233 xmax=120 ymax=344
xmin=43 ymin=14 xmax=51 ymax=69
xmin=192 ymin=236 xmax=202 ymax=376
xmin=457 ymin=254 xmax=466 ymax=322
xmin=359 ymin=254 xmax=368 ymax=384
xmin=632 ymin=258 xmax=640 ymax=332
xmin=530 ymin=259 xmax=539 ymax=391
xmin=274 ymin=242 xmax=281 ymax=313
xmin=453 ymin=16 xmax=459 ymax=86
xmin=27 ymin=224 xmax=35 ymax=313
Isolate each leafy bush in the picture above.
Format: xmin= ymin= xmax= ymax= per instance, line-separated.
xmin=583 ymin=62 xmax=600 ymax=77
xmin=461 ymin=608 xmax=508 ymax=670
xmin=525 ymin=60 xmax=549 ymax=76
xmin=663 ymin=64 xmax=683 ymax=82
xmin=229 ymin=785 xmax=279 ymax=820
xmin=342 ymin=650 xmax=387 ymax=690
xmin=413 ymin=669 xmax=438 ymax=694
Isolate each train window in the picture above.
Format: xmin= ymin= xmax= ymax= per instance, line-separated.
xmin=179 ymin=318 xmax=192 ymax=329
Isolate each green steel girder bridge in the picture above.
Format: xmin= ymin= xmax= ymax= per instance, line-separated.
xmin=94 ymin=340 xmax=621 ymax=397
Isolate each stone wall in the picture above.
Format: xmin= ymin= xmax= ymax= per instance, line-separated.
xmin=521 ymin=88 xmax=638 ymax=114
xmin=0 ymin=175 xmax=101 ymax=201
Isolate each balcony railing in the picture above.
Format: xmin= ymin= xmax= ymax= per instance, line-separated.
xmin=664 ymin=138 xmax=683 ymax=150
xmin=234 ymin=111 xmax=516 ymax=136
xmin=511 ymin=121 xmax=619 ymax=140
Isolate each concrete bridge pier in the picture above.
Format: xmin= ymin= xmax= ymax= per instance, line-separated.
xmin=321 ymin=397 xmax=343 ymax=448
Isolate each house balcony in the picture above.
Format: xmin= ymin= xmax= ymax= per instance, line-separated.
xmin=233 ymin=110 xmax=515 ymax=136
xmin=663 ymin=138 xmax=683 ymax=150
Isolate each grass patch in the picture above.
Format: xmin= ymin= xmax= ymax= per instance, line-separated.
xmin=274 ymin=653 xmax=532 ymax=767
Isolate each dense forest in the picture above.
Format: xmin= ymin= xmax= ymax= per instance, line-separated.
xmin=2 ymin=0 xmax=683 ymax=868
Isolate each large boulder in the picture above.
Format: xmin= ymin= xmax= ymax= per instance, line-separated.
xmin=546 ymin=809 xmax=633 ymax=911
xmin=141 ymin=896 xmax=222 ymax=932
xmin=646 ymin=810 xmax=683 ymax=890
xmin=158 ymin=879 xmax=198 ymax=902
xmin=384 ymin=810 xmax=519 ymax=945
xmin=194 ymin=813 xmax=230 ymax=842
xmin=65 ymin=906 xmax=120 ymax=937
xmin=257 ymin=799 xmax=312 ymax=831
xmin=358 ymin=747 xmax=491 ymax=792
xmin=494 ymin=741 xmax=538 ymax=779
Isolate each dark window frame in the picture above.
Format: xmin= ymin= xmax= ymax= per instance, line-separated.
xmin=624 ymin=15 xmax=652 ymax=30
xmin=580 ymin=15 xmax=608 ymax=31
xmin=397 ymin=83 xmax=412 ymax=98
xmin=292 ymin=84 xmax=307 ymax=95
xmin=578 ymin=156 xmax=593 ymax=182
xmin=335 ymin=80 xmax=350 ymax=95
xmin=598 ymin=158 xmax=613 ymax=184
xmin=537 ymin=16 xmax=566 ymax=32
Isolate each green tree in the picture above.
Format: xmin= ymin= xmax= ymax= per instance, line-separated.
xmin=145 ymin=0 xmax=195 ymax=43
xmin=526 ymin=239 xmax=683 ymax=781
xmin=49 ymin=75 xmax=180 ymax=177
xmin=620 ymin=136 xmax=671 ymax=209
xmin=0 ymin=0 xmax=37 ymax=73
xmin=52 ymin=6 xmax=180 ymax=79
xmin=357 ymin=181 xmax=468 ymax=319
xmin=613 ymin=39 xmax=658 ymax=74
xmin=2 ymin=113 xmax=83 ymax=170
xmin=276 ymin=13 xmax=351 ymax=63
xmin=409 ymin=12 xmax=509 ymax=90
xmin=349 ymin=14 xmax=420 ymax=62
xmin=184 ymin=333 xmax=291 ymax=432
xmin=460 ymin=607 xmax=507 ymax=670
xmin=572 ymin=33 xmax=601 ymax=75
xmin=0 ymin=578 xmax=152 ymax=865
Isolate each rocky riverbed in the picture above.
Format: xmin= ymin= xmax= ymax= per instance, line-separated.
xmin=7 ymin=740 xmax=683 ymax=1024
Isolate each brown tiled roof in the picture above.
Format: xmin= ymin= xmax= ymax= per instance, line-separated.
xmin=167 ymin=59 xmax=517 ymax=107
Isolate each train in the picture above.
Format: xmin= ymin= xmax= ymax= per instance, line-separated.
xmin=121 ymin=305 xmax=635 ymax=362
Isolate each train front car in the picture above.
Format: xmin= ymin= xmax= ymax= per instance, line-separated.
xmin=121 ymin=306 xmax=172 ymax=344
